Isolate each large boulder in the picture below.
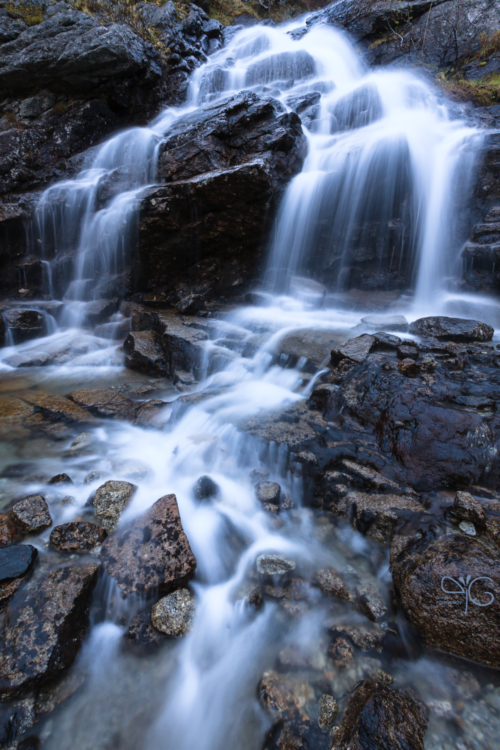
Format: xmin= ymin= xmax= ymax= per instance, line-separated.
xmin=408 ymin=316 xmax=494 ymax=342
xmin=101 ymin=494 xmax=196 ymax=597
xmin=0 ymin=544 xmax=37 ymax=606
xmin=3 ymin=309 xmax=45 ymax=344
xmin=0 ymin=562 xmax=99 ymax=698
xmin=334 ymin=680 xmax=427 ymax=750
xmin=135 ymin=92 xmax=305 ymax=301
xmin=0 ymin=11 xmax=162 ymax=101
xmin=392 ymin=534 xmax=500 ymax=668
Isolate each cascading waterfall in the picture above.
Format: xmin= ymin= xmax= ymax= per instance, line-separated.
xmin=1 ymin=13 xmax=498 ymax=750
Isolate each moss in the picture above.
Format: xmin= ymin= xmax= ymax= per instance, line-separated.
xmin=437 ymin=73 xmax=500 ymax=107
xmin=208 ymin=0 xmax=317 ymax=27
xmin=6 ymin=2 xmax=44 ymax=25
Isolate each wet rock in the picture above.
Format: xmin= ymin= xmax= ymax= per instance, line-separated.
xmin=11 ymin=495 xmax=52 ymax=534
xmin=0 ymin=545 xmax=37 ymax=583
xmin=125 ymin=610 xmax=165 ymax=648
xmin=392 ymin=534 xmax=500 ymax=668
xmin=22 ymin=392 xmax=96 ymax=425
xmin=398 ymin=358 xmax=420 ymax=377
xmin=313 ymin=569 xmax=352 ymax=601
xmin=101 ymin=494 xmax=196 ymax=597
xmin=308 ymin=383 xmax=337 ymax=412
xmin=84 ymin=470 xmax=107 ymax=485
xmin=0 ymin=562 xmax=99 ymax=698
xmin=409 ymin=316 xmax=494 ymax=342
xmin=355 ymin=582 xmax=388 ymax=622
xmin=48 ymin=473 xmax=73 ymax=485
xmin=17 ymin=736 xmax=41 ymax=750
xmin=256 ymin=554 xmax=296 ymax=577
xmin=0 ymin=513 xmax=22 ymax=547
xmin=459 ymin=520 xmax=476 ymax=536
xmin=330 ymin=334 xmax=376 ymax=365
xmin=4 ymin=350 xmax=52 ymax=368
xmin=255 ymin=481 xmax=281 ymax=506
xmin=0 ymin=696 xmax=36 ymax=750
xmin=3 ymin=309 xmax=45 ymax=344
xmin=328 ymin=637 xmax=354 ymax=668
xmin=110 ymin=458 xmax=152 ymax=480
xmin=137 ymin=92 xmax=304 ymax=301
xmin=276 ymin=329 xmax=340 ymax=371
xmin=93 ymin=480 xmax=137 ymax=533
xmin=81 ymin=299 xmax=118 ymax=327
xmin=396 ymin=343 xmax=419 ymax=360
xmin=318 ymin=694 xmax=339 ymax=730
xmin=373 ymin=331 xmax=402 ymax=349
xmin=334 ymin=681 xmax=427 ymax=750
xmin=151 ymin=588 xmax=195 ymax=636
xmin=259 ymin=670 xmax=314 ymax=720
xmin=193 ymin=475 xmax=219 ymax=501
xmin=453 ymin=490 xmax=487 ymax=528
xmin=123 ymin=331 xmax=167 ymax=376
xmin=263 ymin=718 xmax=330 ymax=750
xmin=332 ymin=491 xmax=423 ymax=546
xmin=49 ymin=522 xmax=107 ymax=552
xmin=68 ymin=388 xmax=135 ymax=420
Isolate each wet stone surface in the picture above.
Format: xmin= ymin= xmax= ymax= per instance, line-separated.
xmin=151 ymin=588 xmax=195 ymax=636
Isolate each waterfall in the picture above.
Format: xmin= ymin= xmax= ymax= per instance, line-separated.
xmin=0 ymin=12 xmax=497 ymax=750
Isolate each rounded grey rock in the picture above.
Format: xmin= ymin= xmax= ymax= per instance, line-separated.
xmin=256 ymin=553 xmax=296 ymax=576
xmin=151 ymin=588 xmax=195 ymax=636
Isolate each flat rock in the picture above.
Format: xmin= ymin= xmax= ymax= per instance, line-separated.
xmin=256 ymin=553 xmax=296 ymax=577
xmin=276 ymin=329 xmax=341 ymax=370
xmin=361 ymin=314 xmax=408 ymax=332
xmin=49 ymin=522 xmax=107 ymax=552
xmin=4 ymin=351 xmax=51 ymax=368
xmin=409 ymin=316 xmax=494 ymax=342
xmin=392 ymin=534 xmax=500 ymax=668
xmin=93 ymin=480 xmax=137 ymax=533
xmin=21 ymin=392 xmax=96 ymax=425
xmin=11 ymin=495 xmax=52 ymax=534
xmin=335 ymin=681 xmax=427 ymax=750
xmin=331 ymin=334 xmax=376 ymax=365
xmin=68 ymin=388 xmax=135 ymax=420
xmin=0 ymin=545 xmax=37 ymax=583
xmin=0 ymin=562 xmax=99 ymax=698
xmin=151 ymin=588 xmax=195 ymax=636
xmin=101 ymin=494 xmax=196 ymax=597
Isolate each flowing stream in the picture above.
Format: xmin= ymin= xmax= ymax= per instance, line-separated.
xmin=1 ymin=13 xmax=499 ymax=750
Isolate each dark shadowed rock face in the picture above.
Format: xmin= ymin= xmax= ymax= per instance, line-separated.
xmin=0 ymin=545 xmax=37 ymax=583
xmin=3 ymin=309 xmax=45 ymax=344
xmin=101 ymin=494 xmax=196 ymax=597
xmin=49 ymin=522 xmax=107 ymax=552
xmin=0 ymin=562 xmax=99 ymax=698
xmin=123 ymin=331 xmax=167 ymax=376
xmin=263 ymin=718 xmax=330 ymax=750
xmin=335 ymin=681 xmax=427 ymax=750
xmin=136 ymin=92 xmax=305 ymax=299
xmin=409 ymin=316 xmax=494 ymax=342
xmin=392 ymin=534 xmax=500 ymax=668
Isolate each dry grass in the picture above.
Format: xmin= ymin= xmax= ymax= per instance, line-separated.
xmin=6 ymin=2 xmax=44 ymax=25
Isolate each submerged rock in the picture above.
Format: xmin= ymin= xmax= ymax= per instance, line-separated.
xmin=334 ymin=681 xmax=427 ymax=750
xmin=193 ymin=475 xmax=219 ymax=501
xmin=11 ymin=495 xmax=52 ymax=534
xmin=392 ymin=534 xmax=500 ymax=668
xmin=151 ymin=588 xmax=195 ymax=636
xmin=0 ymin=562 xmax=99 ymax=698
xmin=259 ymin=670 xmax=314 ymax=720
xmin=256 ymin=553 xmax=296 ymax=577
xmin=101 ymin=494 xmax=196 ymax=597
xmin=409 ymin=316 xmax=494 ymax=342
xmin=318 ymin=694 xmax=339 ymax=730
xmin=313 ymin=568 xmax=352 ymax=602
xmin=49 ymin=522 xmax=107 ymax=552
xmin=93 ymin=480 xmax=137 ymax=533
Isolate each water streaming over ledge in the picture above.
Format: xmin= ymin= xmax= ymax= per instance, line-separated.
xmin=1 ymin=13 xmax=500 ymax=750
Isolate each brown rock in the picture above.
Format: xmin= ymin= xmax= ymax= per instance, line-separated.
xmin=453 ymin=491 xmax=487 ymax=528
xmin=68 ymin=388 xmax=135 ymax=420
xmin=398 ymin=358 xmax=420 ymax=377
xmin=21 ymin=392 xmax=96 ymax=425
xmin=355 ymin=582 xmax=388 ymax=622
xmin=11 ymin=495 xmax=52 ymax=534
xmin=328 ymin=637 xmax=354 ymax=668
xmin=335 ymin=681 xmax=427 ymax=750
xmin=49 ymin=522 xmax=107 ymax=552
xmin=392 ymin=534 xmax=500 ymax=668
xmin=0 ymin=562 xmax=99 ymax=698
xmin=259 ymin=670 xmax=314 ymax=720
xmin=101 ymin=494 xmax=196 ymax=597
xmin=47 ymin=473 xmax=73 ymax=485
xmin=313 ymin=569 xmax=352 ymax=601
xmin=0 ymin=513 xmax=22 ymax=547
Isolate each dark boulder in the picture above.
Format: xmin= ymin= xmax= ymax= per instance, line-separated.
xmin=0 ymin=11 xmax=162 ymax=101
xmin=136 ymin=92 xmax=305 ymax=300
xmin=408 ymin=316 xmax=494 ymax=342
xmin=49 ymin=522 xmax=107 ymax=552
xmin=334 ymin=680 xmax=427 ymax=750
xmin=123 ymin=330 xmax=167 ymax=376
xmin=48 ymin=473 xmax=73 ymax=485
xmin=0 ymin=545 xmax=37 ymax=583
xmin=0 ymin=562 xmax=99 ymax=698
xmin=392 ymin=534 xmax=500 ymax=668
xmin=3 ymin=309 xmax=45 ymax=344
xmin=193 ymin=475 xmax=219 ymax=501
xmin=263 ymin=719 xmax=330 ymax=750
xmin=101 ymin=494 xmax=197 ymax=597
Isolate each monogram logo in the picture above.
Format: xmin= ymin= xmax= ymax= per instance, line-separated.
xmin=440 ymin=575 xmax=495 ymax=614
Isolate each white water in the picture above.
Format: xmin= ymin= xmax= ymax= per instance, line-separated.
xmin=1 ymin=14 xmax=499 ymax=750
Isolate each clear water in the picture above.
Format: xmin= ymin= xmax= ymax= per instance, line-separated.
xmin=1 ymin=14 xmax=499 ymax=750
